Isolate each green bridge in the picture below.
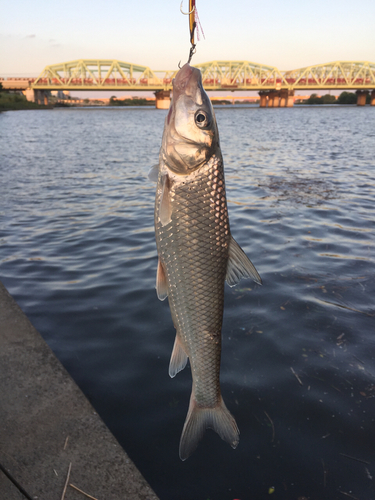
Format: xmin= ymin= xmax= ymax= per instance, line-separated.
xmin=2 ymin=59 xmax=375 ymax=107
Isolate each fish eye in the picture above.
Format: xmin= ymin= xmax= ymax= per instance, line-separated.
xmin=194 ymin=110 xmax=210 ymax=128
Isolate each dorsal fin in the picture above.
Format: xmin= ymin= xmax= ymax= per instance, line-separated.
xmin=226 ymin=237 xmax=262 ymax=286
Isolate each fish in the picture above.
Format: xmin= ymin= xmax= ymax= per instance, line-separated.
xmin=150 ymin=62 xmax=262 ymax=461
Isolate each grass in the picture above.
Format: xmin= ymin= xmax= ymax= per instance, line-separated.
xmin=0 ymin=92 xmax=48 ymax=110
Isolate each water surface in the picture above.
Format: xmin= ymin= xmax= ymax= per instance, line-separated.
xmin=1 ymin=106 xmax=374 ymax=500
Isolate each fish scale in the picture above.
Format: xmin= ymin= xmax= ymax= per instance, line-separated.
xmin=156 ymin=155 xmax=229 ymax=408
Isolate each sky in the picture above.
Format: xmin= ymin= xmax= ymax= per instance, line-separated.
xmin=1 ymin=0 xmax=375 ymax=96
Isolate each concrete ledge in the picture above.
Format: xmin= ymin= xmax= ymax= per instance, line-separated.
xmin=0 ymin=281 xmax=159 ymax=500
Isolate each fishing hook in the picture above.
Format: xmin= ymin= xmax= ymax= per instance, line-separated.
xmin=187 ymin=44 xmax=196 ymax=64
xmin=180 ymin=0 xmax=195 ymax=15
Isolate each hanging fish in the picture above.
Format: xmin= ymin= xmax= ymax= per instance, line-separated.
xmin=150 ymin=62 xmax=261 ymax=460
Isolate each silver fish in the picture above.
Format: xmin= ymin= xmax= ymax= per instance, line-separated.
xmin=150 ymin=63 xmax=261 ymax=460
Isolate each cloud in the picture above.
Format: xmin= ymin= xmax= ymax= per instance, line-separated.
xmin=25 ymin=34 xmax=36 ymax=38
xmin=48 ymin=38 xmax=61 ymax=47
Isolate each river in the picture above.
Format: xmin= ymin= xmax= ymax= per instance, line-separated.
xmin=1 ymin=105 xmax=374 ymax=500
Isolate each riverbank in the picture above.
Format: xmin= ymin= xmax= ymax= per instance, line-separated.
xmin=0 ymin=281 xmax=159 ymax=500
xmin=0 ymin=92 xmax=48 ymax=110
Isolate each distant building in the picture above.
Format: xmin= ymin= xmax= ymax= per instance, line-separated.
xmin=51 ymin=90 xmax=70 ymax=99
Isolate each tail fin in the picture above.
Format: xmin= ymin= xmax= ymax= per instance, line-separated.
xmin=179 ymin=395 xmax=239 ymax=461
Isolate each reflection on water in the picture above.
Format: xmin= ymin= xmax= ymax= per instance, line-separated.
xmin=1 ymin=106 xmax=375 ymax=500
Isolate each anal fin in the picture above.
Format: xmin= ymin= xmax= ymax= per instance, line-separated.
xmin=226 ymin=236 xmax=262 ymax=286
xmin=169 ymin=334 xmax=188 ymax=378
xmin=156 ymin=258 xmax=168 ymax=301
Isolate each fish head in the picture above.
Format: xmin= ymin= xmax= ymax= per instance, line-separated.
xmin=161 ymin=63 xmax=219 ymax=175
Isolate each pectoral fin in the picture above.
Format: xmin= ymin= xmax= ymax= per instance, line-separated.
xmin=156 ymin=258 xmax=168 ymax=300
xmin=169 ymin=334 xmax=188 ymax=378
xmin=226 ymin=237 xmax=262 ymax=286
xmin=148 ymin=164 xmax=159 ymax=182
xmin=159 ymin=173 xmax=172 ymax=226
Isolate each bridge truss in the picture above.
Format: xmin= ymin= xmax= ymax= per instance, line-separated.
xmin=195 ymin=60 xmax=284 ymax=89
xmin=26 ymin=59 xmax=375 ymax=92
xmin=282 ymin=61 xmax=375 ymax=90
xmin=32 ymin=59 xmax=174 ymax=91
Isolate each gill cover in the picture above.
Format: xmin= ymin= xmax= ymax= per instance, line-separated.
xmin=161 ymin=63 xmax=219 ymax=175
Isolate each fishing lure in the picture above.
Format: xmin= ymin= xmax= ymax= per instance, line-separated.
xmin=180 ymin=0 xmax=204 ymax=63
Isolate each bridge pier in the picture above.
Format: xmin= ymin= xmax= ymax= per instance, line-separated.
xmin=371 ymin=90 xmax=375 ymax=106
xmin=25 ymin=88 xmax=49 ymax=105
xmin=278 ymin=90 xmax=295 ymax=107
xmin=279 ymin=90 xmax=288 ymax=107
xmin=356 ymin=90 xmax=369 ymax=106
xmin=259 ymin=91 xmax=267 ymax=108
xmin=286 ymin=90 xmax=295 ymax=107
xmin=267 ymin=91 xmax=276 ymax=107
xmin=25 ymin=88 xmax=36 ymax=102
xmin=272 ymin=91 xmax=280 ymax=107
xmin=154 ymin=90 xmax=171 ymax=109
xmin=258 ymin=90 xmax=294 ymax=108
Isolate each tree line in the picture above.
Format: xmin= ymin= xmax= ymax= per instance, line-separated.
xmin=305 ymin=91 xmax=371 ymax=105
xmin=109 ymin=96 xmax=153 ymax=106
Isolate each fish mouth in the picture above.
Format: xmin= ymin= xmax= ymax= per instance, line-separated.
xmin=173 ymin=63 xmax=202 ymax=102
xmin=174 ymin=63 xmax=194 ymax=89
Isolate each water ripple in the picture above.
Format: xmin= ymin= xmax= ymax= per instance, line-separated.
xmin=1 ymin=106 xmax=375 ymax=500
